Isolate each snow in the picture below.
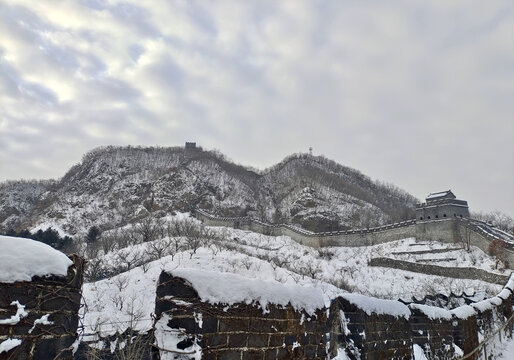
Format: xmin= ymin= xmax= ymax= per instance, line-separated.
xmin=0 ymin=301 xmax=28 ymax=325
xmin=339 ymin=293 xmax=411 ymax=319
xmin=80 ymin=218 xmax=506 ymax=345
xmin=0 ymin=236 xmax=73 ymax=283
xmin=409 ymin=304 xmax=452 ymax=320
xmin=498 ymin=335 xmax=514 ymax=359
xmin=168 ymin=268 xmax=325 ymax=315
xmin=505 ymin=274 xmax=514 ymax=291
xmin=0 ymin=338 xmax=22 ymax=354
xmin=413 ymin=344 xmax=428 ymax=359
xmin=497 ymin=288 xmax=512 ymax=300
xmin=426 ymin=191 xmax=451 ymax=200
xmin=154 ymin=313 xmax=202 ymax=360
xmin=28 ymin=314 xmax=54 ymax=334
xmin=450 ymin=305 xmax=477 ymax=320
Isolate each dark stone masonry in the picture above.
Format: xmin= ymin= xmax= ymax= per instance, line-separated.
xmin=0 ymin=255 xmax=84 ymax=360
xmin=153 ymin=272 xmax=327 ymax=360
xmin=153 ymin=271 xmax=514 ymax=360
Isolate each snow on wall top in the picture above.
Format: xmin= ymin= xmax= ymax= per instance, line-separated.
xmin=409 ymin=303 xmax=452 ymax=320
xmin=450 ymin=305 xmax=477 ymax=320
xmin=0 ymin=236 xmax=73 ymax=283
xmin=168 ymin=268 xmax=325 ymax=316
xmin=505 ymin=274 xmax=514 ymax=291
xmin=340 ymin=293 xmax=411 ymax=319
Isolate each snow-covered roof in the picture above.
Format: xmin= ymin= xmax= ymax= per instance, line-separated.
xmin=168 ymin=268 xmax=325 ymax=315
xmin=0 ymin=236 xmax=73 ymax=283
xmin=426 ymin=190 xmax=455 ymax=200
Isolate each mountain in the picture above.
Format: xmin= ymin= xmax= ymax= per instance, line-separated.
xmin=0 ymin=145 xmax=418 ymax=235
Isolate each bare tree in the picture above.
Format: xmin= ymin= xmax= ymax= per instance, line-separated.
xmin=488 ymin=239 xmax=509 ymax=269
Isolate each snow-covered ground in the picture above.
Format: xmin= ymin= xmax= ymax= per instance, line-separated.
xmin=80 ymin=217 xmax=506 ymax=342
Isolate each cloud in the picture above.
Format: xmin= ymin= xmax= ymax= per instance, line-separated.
xmin=0 ymin=0 xmax=512 ymax=214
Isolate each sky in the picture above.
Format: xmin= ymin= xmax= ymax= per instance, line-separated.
xmin=0 ymin=0 xmax=513 ymax=215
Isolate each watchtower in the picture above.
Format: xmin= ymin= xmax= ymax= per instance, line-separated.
xmin=416 ymin=190 xmax=470 ymax=222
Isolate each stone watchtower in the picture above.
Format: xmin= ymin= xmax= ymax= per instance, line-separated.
xmin=182 ymin=141 xmax=198 ymax=164
xmin=416 ymin=190 xmax=470 ymax=222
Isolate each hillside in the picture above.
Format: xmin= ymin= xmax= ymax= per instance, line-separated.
xmin=0 ymin=145 xmax=418 ymax=236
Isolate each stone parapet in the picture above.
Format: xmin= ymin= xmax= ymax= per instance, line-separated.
xmin=0 ymin=255 xmax=84 ymax=360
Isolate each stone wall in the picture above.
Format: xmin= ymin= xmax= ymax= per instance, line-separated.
xmin=416 ymin=218 xmax=514 ymax=268
xmin=368 ymin=257 xmax=510 ymax=284
xmin=0 ymin=255 xmax=84 ymax=360
xmin=328 ymin=297 xmax=412 ymax=359
xmin=195 ymin=209 xmax=416 ymax=248
xmin=329 ymin=275 xmax=514 ymax=360
xmin=196 ymin=210 xmax=514 ymax=270
xmin=153 ymin=272 xmax=327 ymax=360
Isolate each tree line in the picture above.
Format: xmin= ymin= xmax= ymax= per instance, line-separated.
xmin=2 ymin=227 xmax=73 ymax=250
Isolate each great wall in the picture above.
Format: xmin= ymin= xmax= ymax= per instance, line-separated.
xmin=1 ymin=238 xmax=514 ymax=359
xmin=2 ymin=191 xmax=514 ymax=359
xmin=194 ymin=190 xmax=514 ymax=269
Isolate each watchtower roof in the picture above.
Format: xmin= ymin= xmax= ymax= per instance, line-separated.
xmin=426 ymin=190 xmax=456 ymax=202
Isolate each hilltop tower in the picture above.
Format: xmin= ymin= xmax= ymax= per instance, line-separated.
xmin=182 ymin=141 xmax=198 ymax=164
xmin=415 ymin=190 xmax=470 ymax=222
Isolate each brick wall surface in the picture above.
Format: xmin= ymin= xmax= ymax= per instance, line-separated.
xmin=0 ymin=255 xmax=84 ymax=360
xmin=153 ymin=272 xmax=327 ymax=360
xmin=329 ymin=276 xmax=513 ymax=360
xmin=329 ymin=297 xmax=412 ymax=360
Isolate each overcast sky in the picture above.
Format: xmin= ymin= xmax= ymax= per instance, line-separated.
xmin=0 ymin=0 xmax=513 ymax=215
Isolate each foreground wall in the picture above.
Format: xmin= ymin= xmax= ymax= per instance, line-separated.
xmin=0 ymin=255 xmax=84 ymax=360
xmin=330 ymin=275 xmax=514 ymax=360
xmin=153 ymin=272 xmax=327 ymax=360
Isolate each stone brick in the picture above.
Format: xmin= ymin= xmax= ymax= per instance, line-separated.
xmin=207 ymin=334 xmax=227 ymax=347
xmin=219 ymin=318 xmax=249 ymax=332
xmin=248 ymin=334 xmax=269 ymax=347
xmin=228 ymin=333 xmax=248 ymax=347
xmin=269 ymin=334 xmax=284 ymax=347
xmin=276 ymin=347 xmax=290 ymax=360
xmin=265 ymin=348 xmax=277 ymax=360
xmin=218 ymin=350 xmax=242 ymax=360
xmin=284 ymin=335 xmax=296 ymax=346
xmin=243 ymin=349 xmax=265 ymax=360
xmin=249 ymin=318 xmax=273 ymax=333
xmin=202 ymin=317 xmax=218 ymax=333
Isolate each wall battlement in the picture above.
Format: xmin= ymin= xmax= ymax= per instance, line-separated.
xmin=0 ymin=255 xmax=84 ymax=360
xmin=153 ymin=270 xmax=514 ymax=360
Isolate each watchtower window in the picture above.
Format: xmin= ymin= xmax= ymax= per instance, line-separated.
xmin=435 ymin=215 xmax=439 ymax=219
xmin=427 ymin=216 xmax=431 ymax=219
xmin=420 ymin=217 xmax=423 ymax=220
xmin=443 ymin=214 xmax=447 ymax=217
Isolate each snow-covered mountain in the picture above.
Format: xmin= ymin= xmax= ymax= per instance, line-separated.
xmin=0 ymin=145 xmax=418 ymax=236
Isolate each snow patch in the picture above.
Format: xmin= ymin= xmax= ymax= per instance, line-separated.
xmin=340 ymin=293 xmax=411 ymax=319
xmin=168 ymin=268 xmax=324 ymax=315
xmin=409 ymin=304 xmax=452 ymax=320
xmin=0 ymin=236 xmax=73 ymax=283
xmin=0 ymin=338 xmax=22 ymax=354
xmin=450 ymin=305 xmax=477 ymax=320
xmin=28 ymin=314 xmax=54 ymax=333
xmin=0 ymin=301 xmax=28 ymax=325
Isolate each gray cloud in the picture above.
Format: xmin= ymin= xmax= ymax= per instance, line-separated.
xmin=0 ymin=0 xmax=512 ymax=215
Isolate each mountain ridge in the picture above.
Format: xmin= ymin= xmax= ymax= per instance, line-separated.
xmin=0 ymin=145 xmax=418 ymax=235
